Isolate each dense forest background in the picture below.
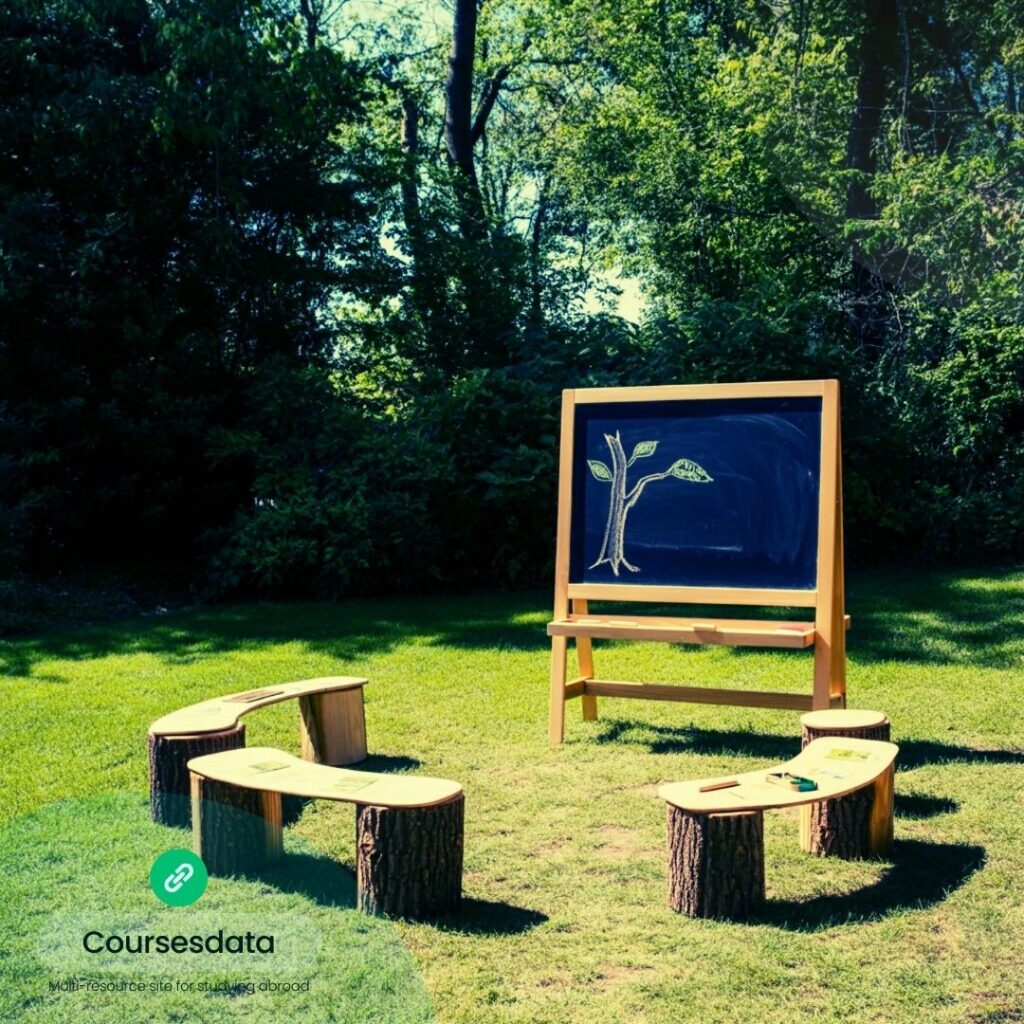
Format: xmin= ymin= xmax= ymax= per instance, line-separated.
xmin=1 ymin=0 xmax=1022 ymax=618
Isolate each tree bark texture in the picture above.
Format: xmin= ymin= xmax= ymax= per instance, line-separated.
xmin=356 ymin=796 xmax=464 ymax=920
xmin=845 ymin=0 xmax=899 ymax=352
xmin=191 ymin=774 xmax=283 ymax=876
xmin=667 ymin=807 xmax=764 ymax=920
xmin=444 ymin=0 xmax=478 ymax=181
xmin=801 ymin=718 xmax=891 ymax=748
xmin=444 ymin=0 xmax=487 ymax=240
xmin=149 ymin=724 xmax=245 ymax=828
xmin=399 ymin=95 xmax=431 ymax=316
xmin=800 ymin=783 xmax=878 ymax=858
xmin=801 ymin=716 xmax=893 ymax=858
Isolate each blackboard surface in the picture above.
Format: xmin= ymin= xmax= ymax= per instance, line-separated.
xmin=569 ymin=397 xmax=822 ymax=591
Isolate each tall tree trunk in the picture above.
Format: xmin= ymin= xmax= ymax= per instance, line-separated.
xmin=445 ymin=0 xmax=488 ymax=241
xmin=441 ymin=0 xmax=529 ymax=367
xmin=298 ymin=0 xmax=319 ymax=48
xmin=400 ymin=96 xmax=431 ymax=318
xmin=529 ymin=182 xmax=548 ymax=326
xmin=844 ymin=0 xmax=897 ymax=356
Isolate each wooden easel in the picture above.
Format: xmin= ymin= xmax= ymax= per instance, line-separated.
xmin=547 ymin=380 xmax=847 ymax=744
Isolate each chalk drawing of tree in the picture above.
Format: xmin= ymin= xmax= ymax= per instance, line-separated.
xmin=587 ymin=432 xmax=713 ymax=576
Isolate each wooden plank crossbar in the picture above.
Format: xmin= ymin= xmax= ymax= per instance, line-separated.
xmin=548 ymin=615 xmax=852 ymax=649
xmin=577 ymin=681 xmax=825 ymax=711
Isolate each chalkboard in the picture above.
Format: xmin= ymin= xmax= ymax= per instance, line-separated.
xmin=568 ymin=397 xmax=823 ymax=591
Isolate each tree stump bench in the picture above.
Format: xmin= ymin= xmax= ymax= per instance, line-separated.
xmin=799 ymin=709 xmax=894 ymax=858
xmin=148 ymin=676 xmax=368 ymax=828
xmin=658 ymin=736 xmax=899 ymax=920
xmin=188 ymin=746 xmax=464 ymax=921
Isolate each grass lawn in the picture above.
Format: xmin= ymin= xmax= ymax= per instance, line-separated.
xmin=1 ymin=568 xmax=1023 ymax=1024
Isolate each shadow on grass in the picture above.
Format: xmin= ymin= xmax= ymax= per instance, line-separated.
xmin=360 ymin=753 xmax=422 ymax=773
xmin=893 ymin=793 xmax=959 ymax=819
xmin=253 ymin=851 xmax=357 ymax=909
xmin=3 ymin=568 xmax=1021 ymax=679
xmin=430 ymin=897 xmax=548 ymax=936
xmin=595 ymin=720 xmax=1024 ymax=770
xmin=250 ymin=855 xmax=546 ymax=934
xmin=846 ymin=571 xmax=1024 ymax=670
xmin=756 ymin=839 xmax=986 ymax=931
xmin=0 ymin=592 xmax=551 ymax=678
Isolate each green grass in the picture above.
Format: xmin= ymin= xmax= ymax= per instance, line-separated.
xmin=1 ymin=568 xmax=1023 ymax=1024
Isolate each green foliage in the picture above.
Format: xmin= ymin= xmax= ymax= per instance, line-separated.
xmin=204 ymin=361 xmax=452 ymax=596
xmin=1 ymin=0 xmax=1021 ymax=602
xmin=530 ymin=0 xmax=1024 ymax=564
xmin=0 ymin=0 xmax=389 ymax=576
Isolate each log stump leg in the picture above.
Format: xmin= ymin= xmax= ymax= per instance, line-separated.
xmin=666 ymin=807 xmax=765 ymax=920
xmin=300 ymin=688 xmax=367 ymax=766
xmin=356 ymin=796 xmax=464 ymax=920
xmin=190 ymin=773 xmax=283 ymax=876
xmin=800 ymin=710 xmax=894 ymax=858
xmin=149 ymin=725 xmax=245 ymax=828
xmin=799 ymin=785 xmax=876 ymax=858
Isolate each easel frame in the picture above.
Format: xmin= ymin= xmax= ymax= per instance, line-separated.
xmin=547 ymin=379 xmax=846 ymax=744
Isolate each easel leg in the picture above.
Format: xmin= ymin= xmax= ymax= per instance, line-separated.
xmin=812 ymin=641 xmax=832 ymax=710
xmin=548 ymin=635 xmax=568 ymax=745
xmin=574 ymin=599 xmax=597 ymax=721
xmin=813 ymin=407 xmax=846 ymax=711
xmin=579 ymin=640 xmax=597 ymax=721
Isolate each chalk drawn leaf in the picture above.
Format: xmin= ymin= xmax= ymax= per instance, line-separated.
xmin=629 ymin=440 xmax=658 ymax=461
xmin=668 ymin=458 xmax=713 ymax=483
xmin=587 ymin=459 xmax=613 ymax=482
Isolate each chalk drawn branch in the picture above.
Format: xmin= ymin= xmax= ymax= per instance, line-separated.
xmin=587 ymin=432 xmax=713 ymax=576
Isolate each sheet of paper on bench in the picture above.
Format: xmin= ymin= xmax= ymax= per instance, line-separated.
xmin=658 ymin=737 xmax=898 ymax=814
xmin=188 ymin=747 xmax=462 ymax=809
xmin=149 ymin=676 xmax=367 ymax=736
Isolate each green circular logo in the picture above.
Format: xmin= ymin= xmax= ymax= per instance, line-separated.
xmin=150 ymin=849 xmax=208 ymax=907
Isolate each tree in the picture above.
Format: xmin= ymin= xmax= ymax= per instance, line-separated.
xmin=587 ymin=434 xmax=712 ymax=575
xmin=0 ymin=0 xmax=391 ymax=577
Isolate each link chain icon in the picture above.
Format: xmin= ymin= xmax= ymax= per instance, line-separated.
xmin=150 ymin=849 xmax=208 ymax=906
xmin=164 ymin=861 xmax=194 ymax=894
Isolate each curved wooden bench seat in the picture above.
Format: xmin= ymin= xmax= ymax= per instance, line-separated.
xmin=188 ymin=747 xmax=464 ymax=921
xmin=659 ymin=737 xmax=897 ymax=814
xmin=188 ymin=747 xmax=462 ymax=808
xmin=148 ymin=676 xmax=368 ymax=829
xmin=659 ymin=737 xmax=898 ymax=919
xmin=149 ymin=676 xmax=367 ymax=737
